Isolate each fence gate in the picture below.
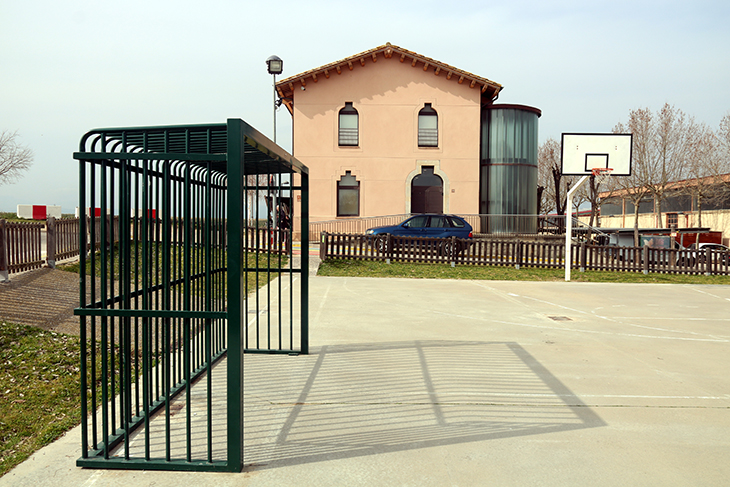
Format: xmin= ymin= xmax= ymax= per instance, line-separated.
xmin=74 ymin=119 xmax=309 ymax=472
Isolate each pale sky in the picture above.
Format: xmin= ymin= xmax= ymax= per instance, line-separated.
xmin=1 ymin=0 xmax=729 ymax=212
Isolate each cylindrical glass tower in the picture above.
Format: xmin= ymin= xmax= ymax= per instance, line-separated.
xmin=480 ymin=104 xmax=541 ymax=233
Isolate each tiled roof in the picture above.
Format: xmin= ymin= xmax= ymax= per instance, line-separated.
xmin=275 ymin=42 xmax=503 ymax=113
xmin=599 ymin=173 xmax=730 ymax=199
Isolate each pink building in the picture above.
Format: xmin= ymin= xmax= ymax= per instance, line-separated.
xmin=277 ymin=43 xmax=540 ymax=232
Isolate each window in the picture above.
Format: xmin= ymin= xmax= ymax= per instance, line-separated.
xmin=338 ymin=102 xmax=359 ymax=146
xmin=404 ymin=215 xmax=429 ymax=228
xmin=667 ymin=213 xmax=678 ymax=230
xmin=337 ymin=171 xmax=359 ymax=216
xmin=429 ymin=216 xmax=449 ymax=228
xmin=448 ymin=216 xmax=465 ymax=228
xmin=418 ymin=103 xmax=438 ymax=147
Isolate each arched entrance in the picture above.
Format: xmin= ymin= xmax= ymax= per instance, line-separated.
xmin=411 ymin=166 xmax=443 ymax=213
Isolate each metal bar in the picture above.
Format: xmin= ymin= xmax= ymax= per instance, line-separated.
xmin=301 ymin=171 xmax=309 ymax=354
xmin=74 ymin=152 xmax=227 ymax=162
xmin=162 ymin=152 xmax=172 ymax=461
xmin=99 ymin=151 xmax=110 ymax=459
xmin=226 ymin=118 xmax=244 ymax=471
xmin=184 ymin=158 xmax=192 ymax=461
xmin=78 ymin=151 xmax=88 ymax=459
xmin=205 ymin=158 xmax=213 ymax=463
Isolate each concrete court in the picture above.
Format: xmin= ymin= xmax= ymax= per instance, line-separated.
xmin=3 ymin=276 xmax=730 ymax=486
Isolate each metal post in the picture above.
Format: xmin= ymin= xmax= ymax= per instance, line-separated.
xmin=564 ymin=175 xmax=589 ymax=282
xmin=273 ymin=73 xmax=277 ymax=145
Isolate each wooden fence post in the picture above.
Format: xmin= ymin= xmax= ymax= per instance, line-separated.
xmin=319 ymin=232 xmax=327 ymax=261
xmin=46 ymin=216 xmax=56 ymax=268
xmin=0 ymin=219 xmax=8 ymax=282
xmin=386 ymin=234 xmax=392 ymax=264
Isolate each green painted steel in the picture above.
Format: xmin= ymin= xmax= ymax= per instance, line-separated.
xmin=74 ymin=119 xmax=309 ymax=472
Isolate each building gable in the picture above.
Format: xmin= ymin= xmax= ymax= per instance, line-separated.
xmin=276 ymin=42 xmax=502 ymax=114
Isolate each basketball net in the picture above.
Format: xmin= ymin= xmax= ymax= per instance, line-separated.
xmin=591 ymin=167 xmax=613 ymax=188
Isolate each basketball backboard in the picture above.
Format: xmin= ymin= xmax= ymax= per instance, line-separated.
xmin=560 ymin=133 xmax=632 ymax=176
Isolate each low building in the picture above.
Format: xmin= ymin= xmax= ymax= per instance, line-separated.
xmin=599 ymin=173 xmax=730 ymax=245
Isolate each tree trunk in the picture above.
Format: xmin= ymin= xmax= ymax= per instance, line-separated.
xmin=696 ymin=194 xmax=703 ymax=228
xmin=633 ymin=203 xmax=641 ymax=247
xmin=552 ymin=168 xmax=564 ymax=214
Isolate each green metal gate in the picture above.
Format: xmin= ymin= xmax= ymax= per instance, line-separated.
xmin=74 ymin=119 xmax=309 ymax=472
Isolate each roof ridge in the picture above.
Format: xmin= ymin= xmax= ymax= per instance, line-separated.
xmin=275 ymin=43 xmax=502 ymax=113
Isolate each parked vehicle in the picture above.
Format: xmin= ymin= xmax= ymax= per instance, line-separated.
xmin=677 ymin=243 xmax=730 ymax=266
xmin=365 ymin=214 xmax=473 ymax=255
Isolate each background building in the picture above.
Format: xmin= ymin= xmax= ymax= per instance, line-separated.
xmin=276 ymin=43 xmax=540 ymax=234
xmin=599 ymin=173 xmax=730 ymax=245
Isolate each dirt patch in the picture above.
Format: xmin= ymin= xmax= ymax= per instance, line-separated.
xmin=0 ymin=267 xmax=98 ymax=336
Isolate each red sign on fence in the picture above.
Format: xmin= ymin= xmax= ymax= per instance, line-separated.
xmin=32 ymin=205 xmax=47 ymax=220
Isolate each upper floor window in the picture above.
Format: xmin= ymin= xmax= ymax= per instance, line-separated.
xmin=418 ymin=103 xmax=438 ymax=147
xmin=338 ymin=102 xmax=359 ymax=146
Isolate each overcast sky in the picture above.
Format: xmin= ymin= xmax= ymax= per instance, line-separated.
xmin=1 ymin=0 xmax=729 ymax=212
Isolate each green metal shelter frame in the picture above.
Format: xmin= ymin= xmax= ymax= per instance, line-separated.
xmin=74 ymin=118 xmax=309 ymax=472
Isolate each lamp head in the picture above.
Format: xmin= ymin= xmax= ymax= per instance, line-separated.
xmin=266 ymin=55 xmax=283 ymax=75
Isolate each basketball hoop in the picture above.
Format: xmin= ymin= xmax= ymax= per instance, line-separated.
xmin=591 ymin=167 xmax=613 ymax=186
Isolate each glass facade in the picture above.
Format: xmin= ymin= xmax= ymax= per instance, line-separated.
xmin=480 ymin=105 xmax=540 ymax=233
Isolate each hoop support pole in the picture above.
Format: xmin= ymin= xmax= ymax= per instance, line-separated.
xmin=565 ymin=175 xmax=589 ymax=282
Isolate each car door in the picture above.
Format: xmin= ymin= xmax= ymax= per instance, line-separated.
xmin=424 ymin=215 xmax=451 ymax=239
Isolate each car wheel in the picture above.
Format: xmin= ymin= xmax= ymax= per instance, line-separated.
xmin=441 ymin=241 xmax=456 ymax=257
xmin=376 ymin=234 xmax=389 ymax=253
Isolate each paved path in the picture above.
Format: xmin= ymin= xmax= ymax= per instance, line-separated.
xmin=2 ymin=275 xmax=730 ymax=486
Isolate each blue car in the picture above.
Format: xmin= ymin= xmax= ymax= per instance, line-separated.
xmin=366 ymin=214 xmax=473 ymax=254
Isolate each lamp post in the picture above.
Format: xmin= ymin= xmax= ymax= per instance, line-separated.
xmin=266 ymin=55 xmax=284 ymax=232
xmin=266 ymin=55 xmax=283 ymax=143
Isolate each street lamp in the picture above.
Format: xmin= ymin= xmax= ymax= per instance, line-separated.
xmin=266 ymin=55 xmax=283 ymax=143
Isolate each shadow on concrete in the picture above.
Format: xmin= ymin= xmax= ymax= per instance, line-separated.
xmin=243 ymin=340 xmax=606 ymax=471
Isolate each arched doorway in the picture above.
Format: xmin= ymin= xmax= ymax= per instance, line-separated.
xmin=411 ymin=166 xmax=443 ymax=213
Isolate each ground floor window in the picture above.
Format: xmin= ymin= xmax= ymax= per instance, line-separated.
xmin=337 ymin=171 xmax=360 ymax=216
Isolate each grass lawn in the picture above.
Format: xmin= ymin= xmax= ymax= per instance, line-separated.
xmin=1 ymin=249 xmax=288 ymax=477
xmin=317 ymin=258 xmax=730 ymax=285
xmin=0 ymin=321 xmax=86 ymax=476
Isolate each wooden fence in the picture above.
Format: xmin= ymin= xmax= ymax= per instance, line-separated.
xmin=0 ymin=219 xmax=44 ymax=279
xmin=0 ymin=217 xmax=286 ymax=281
xmin=320 ymin=232 xmax=730 ymax=276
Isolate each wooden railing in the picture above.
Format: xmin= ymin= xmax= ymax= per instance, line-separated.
xmin=0 ymin=217 xmax=289 ymax=281
xmin=47 ymin=217 xmax=81 ymax=264
xmin=319 ymin=232 xmax=730 ymax=276
xmin=0 ymin=219 xmax=43 ymax=278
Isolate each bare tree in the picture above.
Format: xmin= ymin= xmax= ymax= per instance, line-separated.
xmin=718 ymin=112 xmax=730 ymax=185
xmin=245 ymin=174 xmax=270 ymax=227
xmin=681 ymin=123 xmax=722 ymax=230
xmin=644 ymin=104 xmax=696 ymax=222
xmin=0 ymin=130 xmax=33 ymax=185
xmin=613 ymin=112 xmax=654 ymax=246
xmin=538 ymin=137 xmax=573 ymax=215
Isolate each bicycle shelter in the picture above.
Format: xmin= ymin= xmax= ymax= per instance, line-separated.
xmin=73 ymin=119 xmax=309 ymax=472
